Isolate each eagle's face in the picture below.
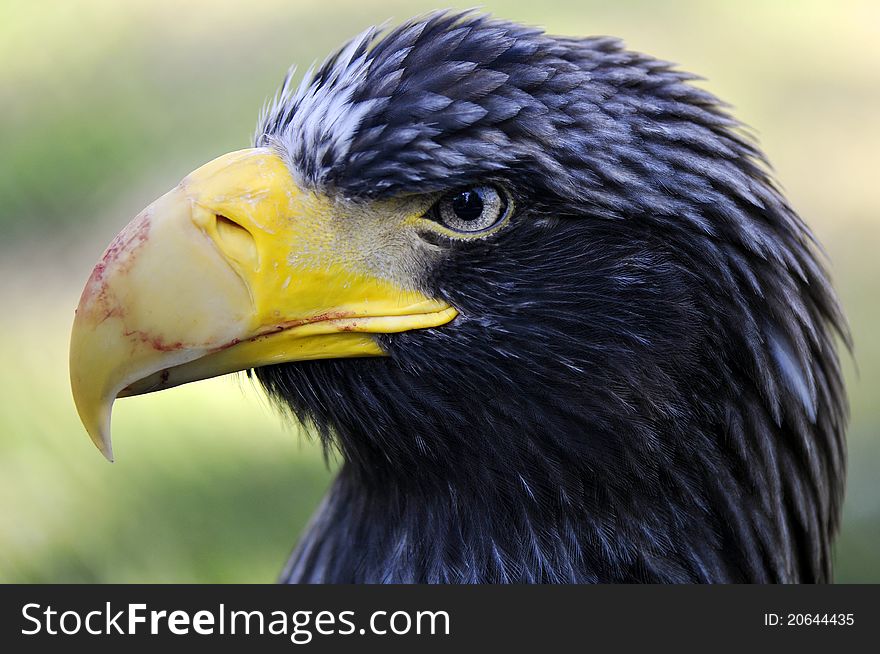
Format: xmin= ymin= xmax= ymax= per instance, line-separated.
xmin=70 ymin=12 xmax=846 ymax=581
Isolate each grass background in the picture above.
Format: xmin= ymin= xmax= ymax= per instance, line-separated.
xmin=1 ymin=0 xmax=878 ymax=582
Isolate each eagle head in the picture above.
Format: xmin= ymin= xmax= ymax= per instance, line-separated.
xmin=70 ymin=11 xmax=848 ymax=583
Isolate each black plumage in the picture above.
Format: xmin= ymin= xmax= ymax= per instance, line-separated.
xmin=253 ymin=11 xmax=848 ymax=583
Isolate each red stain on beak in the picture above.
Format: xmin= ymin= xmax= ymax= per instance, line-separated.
xmin=78 ymin=211 xmax=152 ymax=324
xmin=82 ymin=212 xmax=152 ymax=302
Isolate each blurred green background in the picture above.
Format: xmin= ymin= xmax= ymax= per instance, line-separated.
xmin=1 ymin=0 xmax=878 ymax=582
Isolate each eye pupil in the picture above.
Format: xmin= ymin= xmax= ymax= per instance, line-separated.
xmin=451 ymin=191 xmax=484 ymax=222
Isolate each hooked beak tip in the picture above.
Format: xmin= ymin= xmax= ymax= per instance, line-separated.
xmin=77 ymin=395 xmax=115 ymax=462
xmin=98 ymin=440 xmax=115 ymax=463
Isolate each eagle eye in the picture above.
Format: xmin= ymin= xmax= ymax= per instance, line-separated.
xmin=430 ymin=185 xmax=511 ymax=234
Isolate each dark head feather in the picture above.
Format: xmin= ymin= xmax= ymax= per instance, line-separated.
xmin=253 ymin=11 xmax=848 ymax=583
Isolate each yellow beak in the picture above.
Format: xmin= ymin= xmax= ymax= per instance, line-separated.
xmin=69 ymin=148 xmax=457 ymax=460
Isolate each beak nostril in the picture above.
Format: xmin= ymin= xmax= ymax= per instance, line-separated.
xmin=215 ymin=214 xmax=257 ymax=265
xmin=216 ymin=213 xmax=244 ymax=234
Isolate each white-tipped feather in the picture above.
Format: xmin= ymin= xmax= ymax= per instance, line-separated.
xmin=254 ymin=26 xmax=388 ymax=188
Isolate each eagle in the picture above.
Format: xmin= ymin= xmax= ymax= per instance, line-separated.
xmin=69 ymin=11 xmax=848 ymax=583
